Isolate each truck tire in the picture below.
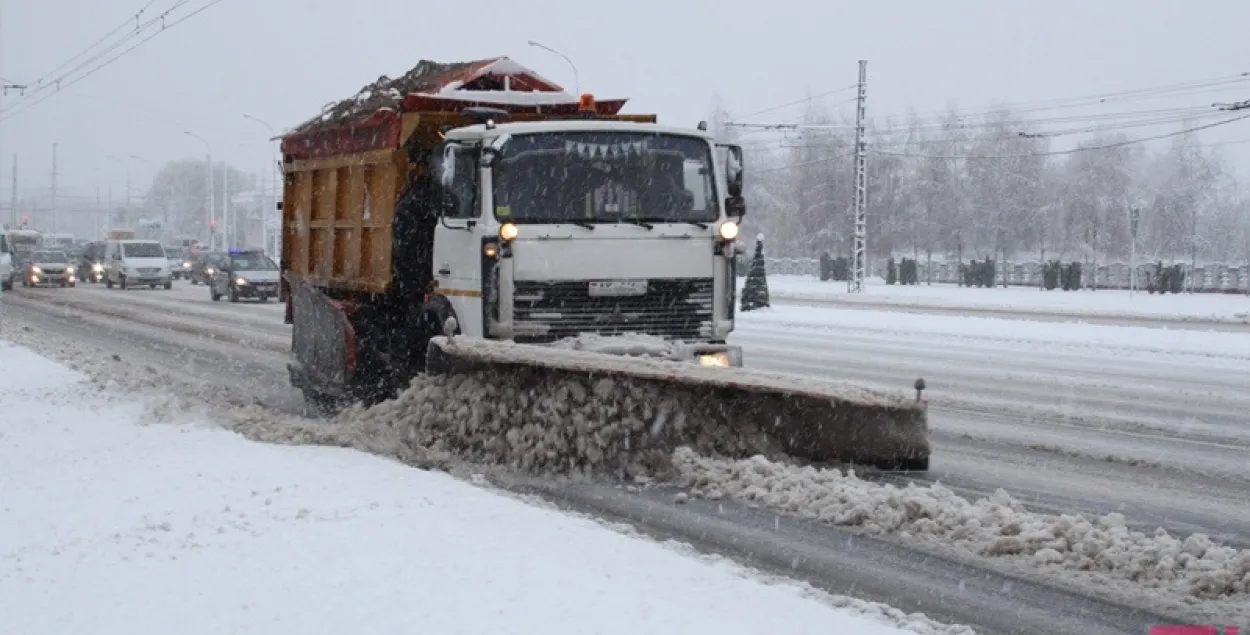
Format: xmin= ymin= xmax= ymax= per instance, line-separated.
xmin=163 ymin=280 xmax=173 ymax=290
xmin=119 ymin=275 xmax=128 ymax=290
xmin=228 ymin=285 xmax=239 ymax=303
xmin=106 ymin=276 xmax=114 ymax=289
xmin=301 ymin=387 xmax=340 ymax=416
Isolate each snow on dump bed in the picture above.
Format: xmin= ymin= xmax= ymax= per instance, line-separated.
xmin=0 ymin=342 xmax=959 ymax=635
xmin=673 ymin=450 xmax=1250 ymax=616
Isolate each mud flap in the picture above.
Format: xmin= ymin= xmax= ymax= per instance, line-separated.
xmin=425 ymin=336 xmax=930 ymax=471
xmin=287 ymin=276 xmax=358 ymax=398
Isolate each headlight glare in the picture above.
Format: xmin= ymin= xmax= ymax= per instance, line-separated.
xmin=717 ymin=221 xmax=740 ymax=241
xmin=499 ymin=223 xmax=519 ymax=241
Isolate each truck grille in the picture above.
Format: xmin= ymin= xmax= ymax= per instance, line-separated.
xmin=512 ymin=278 xmax=715 ymax=343
xmin=139 ymin=267 xmax=160 ymax=274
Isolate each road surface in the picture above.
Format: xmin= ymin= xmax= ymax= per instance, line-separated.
xmin=3 ymin=281 xmax=1242 ymax=633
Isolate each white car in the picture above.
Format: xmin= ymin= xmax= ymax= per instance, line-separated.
xmin=103 ymin=239 xmax=173 ymax=290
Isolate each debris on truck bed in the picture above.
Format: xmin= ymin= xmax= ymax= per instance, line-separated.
xmin=292 ymin=57 xmax=565 ymax=134
xmin=335 ymin=337 xmax=929 ymax=479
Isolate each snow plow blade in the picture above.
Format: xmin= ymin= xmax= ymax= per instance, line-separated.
xmin=425 ymin=336 xmax=930 ymax=471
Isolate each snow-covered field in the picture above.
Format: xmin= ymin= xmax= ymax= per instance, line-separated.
xmin=755 ymin=275 xmax=1250 ymax=322
xmin=0 ymin=340 xmax=957 ymax=635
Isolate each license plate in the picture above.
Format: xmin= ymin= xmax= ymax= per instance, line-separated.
xmin=588 ymin=279 xmax=648 ymax=297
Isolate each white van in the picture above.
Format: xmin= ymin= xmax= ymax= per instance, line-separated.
xmin=103 ymin=239 xmax=173 ymax=290
xmin=0 ymin=231 xmax=12 ymax=291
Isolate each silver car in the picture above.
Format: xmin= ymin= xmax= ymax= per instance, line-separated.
xmin=211 ymin=249 xmax=281 ymax=303
xmin=22 ymin=250 xmax=77 ymax=287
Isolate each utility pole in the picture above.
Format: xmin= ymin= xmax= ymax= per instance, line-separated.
xmin=849 ymin=59 xmax=869 ymax=293
xmin=9 ymin=154 xmax=17 ymax=228
xmin=222 ymin=163 xmax=230 ymax=248
xmin=1129 ymin=206 xmax=1140 ymax=297
xmin=50 ymin=143 xmax=58 ymax=233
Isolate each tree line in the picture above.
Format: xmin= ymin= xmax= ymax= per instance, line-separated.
xmin=712 ymin=95 xmax=1250 ymax=269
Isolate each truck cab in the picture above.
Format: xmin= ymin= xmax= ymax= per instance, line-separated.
xmin=430 ymin=116 xmax=746 ymax=366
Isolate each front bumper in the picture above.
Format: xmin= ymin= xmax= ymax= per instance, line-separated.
xmin=235 ymin=282 xmax=279 ymax=297
xmin=126 ymin=274 xmax=171 ymax=285
xmin=29 ymin=272 xmax=76 ymax=285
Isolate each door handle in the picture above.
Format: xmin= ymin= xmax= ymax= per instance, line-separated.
xmin=438 ymin=267 xmax=451 ymax=275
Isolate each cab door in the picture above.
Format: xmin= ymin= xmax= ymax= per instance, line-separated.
xmin=430 ymin=142 xmax=484 ymax=336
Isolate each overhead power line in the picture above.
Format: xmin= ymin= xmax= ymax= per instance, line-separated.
xmin=0 ymin=0 xmax=228 ymax=122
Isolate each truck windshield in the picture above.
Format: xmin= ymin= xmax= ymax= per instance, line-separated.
xmin=491 ymin=132 xmax=718 ymax=225
xmin=123 ymin=242 xmax=165 ymax=258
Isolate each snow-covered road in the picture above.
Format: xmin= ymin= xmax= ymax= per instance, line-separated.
xmin=10 ymin=282 xmax=1250 ymax=548
xmin=4 ymin=281 xmax=1247 ymax=631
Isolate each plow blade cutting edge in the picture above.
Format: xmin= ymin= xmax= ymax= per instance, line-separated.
xmin=425 ymin=336 xmax=930 ymax=471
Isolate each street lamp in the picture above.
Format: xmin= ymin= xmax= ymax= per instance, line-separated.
xmin=184 ymin=131 xmax=214 ymax=248
xmin=527 ymin=40 xmax=579 ymax=95
xmin=243 ymin=113 xmax=281 ymax=257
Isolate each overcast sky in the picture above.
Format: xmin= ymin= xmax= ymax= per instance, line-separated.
xmin=2 ymin=0 xmax=1249 ymax=209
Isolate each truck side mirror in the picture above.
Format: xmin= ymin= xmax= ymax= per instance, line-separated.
xmin=724 ymin=144 xmax=744 ymax=198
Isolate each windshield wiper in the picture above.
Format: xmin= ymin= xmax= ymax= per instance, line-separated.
xmin=620 ymin=218 xmax=654 ymax=230
xmin=565 ymin=221 xmax=595 ymax=230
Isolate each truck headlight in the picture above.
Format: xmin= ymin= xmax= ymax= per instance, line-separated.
xmin=31 ymin=266 xmax=42 ymax=274
xmin=717 ymin=221 xmax=739 ymax=242
xmin=182 ymin=261 xmax=192 ymax=268
xmin=92 ymin=263 xmax=104 ymax=272
xmin=499 ymin=222 xmax=519 ymax=242
xmin=235 ymin=277 xmax=248 ymax=285
xmin=697 ymin=352 xmax=731 ymax=367
xmin=66 ymin=266 xmax=76 ymax=274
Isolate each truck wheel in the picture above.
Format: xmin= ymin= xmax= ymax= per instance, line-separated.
xmin=1 ymin=279 xmax=11 ymax=291
xmin=150 ymin=284 xmax=157 ymax=289
xmin=119 ymin=275 xmax=128 ymax=290
xmin=68 ymin=281 xmax=76 ymax=288
xmin=302 ymin=388 xmax=340 ymax=416
xmin=211 ymin=287 xmax=221 ymax=301
xmin=164 ymin=280 xmax=173 ymax=290
xmin=191 ymin=277 xmax=198 ymax=285
xmin=228 ymin=286 xmax=239 ymax=303
xmin=106 ymin=276 xmax=114 ymax=289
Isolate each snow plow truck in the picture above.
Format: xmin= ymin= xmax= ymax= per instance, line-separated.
xmin=278 ymin=57 xmax=929 ymax=471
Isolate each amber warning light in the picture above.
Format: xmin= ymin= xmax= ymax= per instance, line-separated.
xmin=578 ymin=94 xmax=595 ymax=112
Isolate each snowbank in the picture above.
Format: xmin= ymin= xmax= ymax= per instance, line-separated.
xmin=673 ymin=450 xmax=1250 ymax=606
xmin=758 ymin=275 xmax=1250 ymax=323
xmin=0 ymin=340 xmax=964 ymax=635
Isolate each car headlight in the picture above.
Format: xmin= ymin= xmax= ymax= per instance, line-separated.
xmin=31 ymin=266 xmax=42 ymax=274
xmin=66 ymin=266 xmax=75 ymax=274
xmin=182 ymin=261 xmax=192 ymax=268
xmin=92 ymin=263 xmax=104 ymax=272
xmin=206 ymin=267 xmax=216 ymax=275
xmin=235 ymin=277 xmax=248 ymax=285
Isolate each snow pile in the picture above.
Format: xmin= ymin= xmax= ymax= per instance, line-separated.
xmin=337 ymin=369 xmax=784 ymax=479
xmin=673 ymin=450 xmax=1250 ymax=600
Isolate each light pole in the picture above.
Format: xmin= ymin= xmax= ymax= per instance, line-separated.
xmin=184 ymin=131 xmax=214 ymax=248
xmin=243 ymin=113 xmax=280 ymax=256
xmin=105 ymin=154 xmax=132 ymax=222
xmin=526 ymin=40 xmax=579 ymax=95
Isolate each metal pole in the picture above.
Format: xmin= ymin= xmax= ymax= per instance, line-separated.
xmin=1129 ymin=206 xmax=1139 ymax=297
xmin=50 ymin=143 xmax=58 ymax=233
xmin=849 ymin=60 xmax=868 ymax=293
xmin=9 ymin=154 xmax=16 ymax=228
xmin=222 ymin=163 xmax=229 ymax=248
xmin=184 ymin=131 xmax=213 ymax=247
xmin=242 ymin=113 xmax=280 ymax=256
